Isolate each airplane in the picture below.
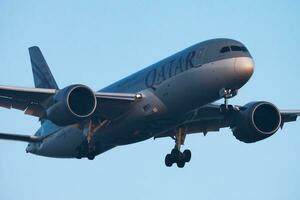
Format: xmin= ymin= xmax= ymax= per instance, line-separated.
xmin=0 ymin=38 xmax=299 ymax=168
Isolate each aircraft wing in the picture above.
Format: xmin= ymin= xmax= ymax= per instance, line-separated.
xmin=155 ymin=104 xmax=300 ymax=138
xmin=155 ymin=104 xmax=230 ymax=138
xmin=280 ymin=110 xmax=300 ymax=123
xmin=0 ymin=85 xmax=141 ymax=119
xmin=94 ymin=92 xmax=142 ymax=119
xmin=0 ymin=132 xmax=43 ymax=143
xmin=0 ymin=85 xmax=55 ymax=117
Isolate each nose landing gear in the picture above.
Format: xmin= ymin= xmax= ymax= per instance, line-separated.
xmin=219 ymin=88 xmax=237 ymax=113
xmin=165 ymin=127 xmax=191 ymax=168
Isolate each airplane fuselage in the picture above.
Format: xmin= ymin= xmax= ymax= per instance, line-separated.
xmin=27 ymin=38 xmax=254 ymax=158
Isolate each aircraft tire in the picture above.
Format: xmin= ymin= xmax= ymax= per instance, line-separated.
xmin=165 ymin=154 xmax=173 ymax=167
xmin=87 ymin=154 xmax=95 ymax=160
xmin=170 ymin=148 xmax=181 ymax=163
xmin=176 ymin=159 xmax=185 ymax=168
xmin=183 ymin=149 xmax=191 ymax=163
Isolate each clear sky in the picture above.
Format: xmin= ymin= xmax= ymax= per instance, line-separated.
xmin=0 ymin=1 xmax=300 ymax=200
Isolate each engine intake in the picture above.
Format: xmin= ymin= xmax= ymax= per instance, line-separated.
xmin=232 ymin=101 xmax=281 ymax=143
xmin=47 ymin=84 xmax=97 ymax=126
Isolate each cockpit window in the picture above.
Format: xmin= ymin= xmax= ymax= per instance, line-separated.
xmin=240 ymin=46 xmax=248 ymax=52
xmin=230 ymin=46 xmax=242 ymax=51
xmin=220 ymin=45 xmax=249 ymax=54
xmin=220 ymin=46 xmax=230 ymax=53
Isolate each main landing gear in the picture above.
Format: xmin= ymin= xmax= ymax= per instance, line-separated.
xmin=165 ymin=127 xmax=191 ymax=168
xmin=76 ymin=118 xmax=109 ymax=160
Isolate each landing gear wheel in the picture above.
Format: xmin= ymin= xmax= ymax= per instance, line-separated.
xmin=164 ymin=128 xmax=192 ymax=168
xmin=171 ymin=148 xmax=180 ymax=158
xmin=183 ymin=149 xmax=191 ymax=163
xmin=165 ymin=154 xmax=173 ymax=167
xmin=176 ymin=159 xmax=185 ymax=168
xmin=220 ymin=104 xmax=234 ymax=113
xmin=87 ymin=153 xmax=95 ymax=160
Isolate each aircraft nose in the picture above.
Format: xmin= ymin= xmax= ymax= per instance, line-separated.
xmin=234 ymin=57 xmax=254 ymax=78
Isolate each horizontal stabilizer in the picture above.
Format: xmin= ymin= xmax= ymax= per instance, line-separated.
xmin=0 ymin=132 xmax=43 ymax=143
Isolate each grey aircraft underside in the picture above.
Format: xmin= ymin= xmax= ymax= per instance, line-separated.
xmin=0 ymin=38 xmax=299 ymax=168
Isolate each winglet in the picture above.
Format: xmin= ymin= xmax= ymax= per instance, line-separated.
xmin=29 ymin=46 xmax=59 ymax=89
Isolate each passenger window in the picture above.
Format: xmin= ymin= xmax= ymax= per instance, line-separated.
xmin=220 ymin=46 xmax=230 ymax=53
xmin=231 ymin=46 xmax=242 ymax=51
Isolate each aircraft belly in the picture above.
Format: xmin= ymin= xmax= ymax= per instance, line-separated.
xmin=93 ymin=89 xmax=169 ymax=146
xmin=33 ymin=126 xmax=85 ymax=158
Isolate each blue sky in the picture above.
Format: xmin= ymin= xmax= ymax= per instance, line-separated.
xmin=0 ymin=1 xmax=300 ymax=199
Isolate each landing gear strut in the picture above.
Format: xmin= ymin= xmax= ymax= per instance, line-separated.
xmin=86 ymin=120 xmax=97 ymax=160
xmin=219 ymin=88 xmax=237 ymax=113
xmin=77 ymin=118 xmax=109 ymax=160
xmin=165 ymin=127 xmax=191 ymax=168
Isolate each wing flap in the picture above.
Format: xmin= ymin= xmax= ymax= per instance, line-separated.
xmin=0 ymin=96 xmax=12 ymax=108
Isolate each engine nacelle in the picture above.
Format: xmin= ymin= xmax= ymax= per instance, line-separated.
xmin=232 ymin=101 xmax=281 ymax=143
xmin=46 ymin=84 xmax=97 ymax=126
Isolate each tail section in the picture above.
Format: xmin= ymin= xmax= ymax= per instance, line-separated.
xmin=29 ymin=46 xmax=59 ymax=89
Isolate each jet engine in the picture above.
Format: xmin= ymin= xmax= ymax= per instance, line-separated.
xmin=231 ymin=101 xmax=281 ymax=143
xmin=46 ymin=84 xmax=97 ymax=126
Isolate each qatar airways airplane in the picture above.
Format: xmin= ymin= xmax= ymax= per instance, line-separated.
xmin=0 ymin=38 xmax=299 ymax=168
